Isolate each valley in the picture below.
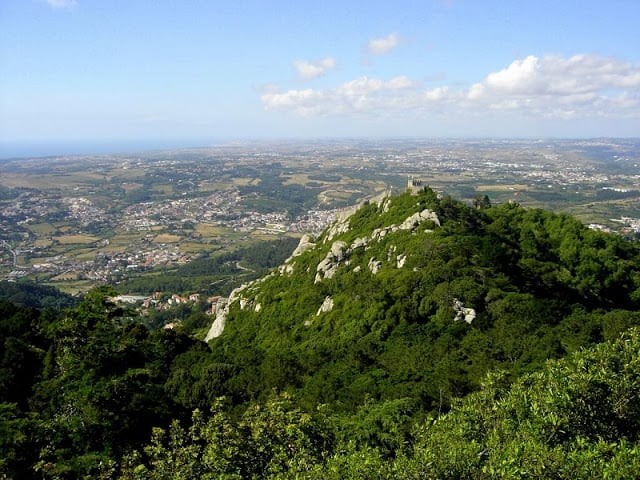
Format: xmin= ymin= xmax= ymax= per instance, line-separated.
xmin=2 ymin=139 xmax=639 ymax=297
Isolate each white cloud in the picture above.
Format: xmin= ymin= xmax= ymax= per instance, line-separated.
xmin=336 ymin=75 xmax=414 ymax=96
xmin=474 ymin=54 xmax=640 ymax=98
xmin=367 ymin=33 xmax=400 ymax=55
xmin=262 ymin=76 xmax=417 ymax=116
xmin=45 ymin=0 xmax=77 ymax=8
xmin=424 ymin=86 xmax=450 ymax=101
xmin=466 ymin=54 xmax=640 ymax=117
xmin=261 ymin=89 xmax=325 ymax=116
xmin=262 ymin=54 xmax=640 ymax=121
xmin=293 ymin=57 xmax=336 ymax=80
xmin=484 ymin=55 xmax=540 ymax=93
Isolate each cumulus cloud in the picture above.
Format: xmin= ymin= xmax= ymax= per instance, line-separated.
xmin=293 ymin=57 xmax=336 ymax=80
xmin=497 ymin=55 xmax=640 ymax=95
xmin=262 ymin=76 xmax=418 ymax=116
xmin=262 ymin=54 xmax=640 ymax=121
xmin=45 ymin=0 xmax=77 ymax=8
xmin=367 ymin=33 xmax=400 ymax=55
xmin=466 ymin=54 xmax=640 ymax=116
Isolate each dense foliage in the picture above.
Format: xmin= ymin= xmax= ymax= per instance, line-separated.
xmin=0 ymin=290 xmax=198 ymax=478
xmin=207 ymin=189 xmax=640 ymax=413
xmin=2 ymin=188 xmax=640 ymax=478
xmin=119 ymin=329 xmax=640 ymax=479
xmin=0 ymin=281 xmax=76 ymax=310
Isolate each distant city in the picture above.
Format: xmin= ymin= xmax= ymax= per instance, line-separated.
xmin=1 ymin=138 xmax=639 ymax=293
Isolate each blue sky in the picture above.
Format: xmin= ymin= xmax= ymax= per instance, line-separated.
xmin=1 ymin=0 xmax=639 ymax=155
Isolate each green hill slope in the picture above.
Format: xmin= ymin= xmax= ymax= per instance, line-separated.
xmin=136 ymin=328 xmax=640 ymax=479
xmin=205 ymin=187 xmax=640 ymax=413
xmin=3 ymin=187 xmax=640 ymax=478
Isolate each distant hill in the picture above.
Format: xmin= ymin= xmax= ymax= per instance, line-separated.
xmin=0 ymin=281 xmax=76 ymax=310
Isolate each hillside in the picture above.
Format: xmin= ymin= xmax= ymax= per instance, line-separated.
xmin=126 ymin=328 xmax=640 ymax=479
xmin=2 ymin=187 xmax=640 ymax=478
xmin=204 ymin=187 xmax=640 ymax=412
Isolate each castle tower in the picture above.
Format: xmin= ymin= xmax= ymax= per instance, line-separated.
xmin=407 ymin=175 xmax=423 ymax=193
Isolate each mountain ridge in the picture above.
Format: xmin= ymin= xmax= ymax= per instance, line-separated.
xmin=203 ymin=186 xmax=640 ymax=411
xmin=205 ymin=188 xmax=445 ymax=341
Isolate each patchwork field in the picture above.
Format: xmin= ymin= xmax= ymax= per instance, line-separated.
xmin=56 ymin=234 xmax=101 ymax=244
xmin=152 ymin=234 xmax=181 ymax=243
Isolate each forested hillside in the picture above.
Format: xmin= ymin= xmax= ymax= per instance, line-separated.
xmin=205 ymin=188 xmax=640 ymax=411
xmin=0 ymin=281 xmax=76 ymax=310
xmin=116 ymin=237 xmax=299 ymax=296
xmin=2 ymin=187 xmax=640 ymax=478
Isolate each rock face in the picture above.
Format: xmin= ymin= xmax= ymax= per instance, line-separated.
xmin=279 ymin=263 xmax=295 ymax=275
xmin=205 ymin=298 xmax=228 ymax=341
xmin=205 ymin=282 xmax=252 ymax=341
xmin=372 ymin=226 xmax=393 ymax=241
xmin=398 ymin=209 xmax=440 ymax=230
xmin=280 ymin=234 xmax=316 ymax=276
xmin=368 ymin=257 xmax=382 ymax=275
xmin=325 ymin=206 xmax=358 ymax=242
xmin=316 ymin=296 xmax=334 ymax=315
xmin=287 ymin=234 xmax=316 ymax=261
xmin=330 ymin=241 xmax=348 ymax=260
xmin=350 ymin=236 xmax=369 ymax=250
xmin=369 ymin=210 xmax=440 ymax=242
xmin=315 ymin=241 xmax=348 ymax=283
xmin=453 ymin=298 xmax=476 ymax=324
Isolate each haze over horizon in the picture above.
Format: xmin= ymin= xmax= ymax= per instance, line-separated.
xmin=1 ymin=0 xmax=640 ymax=158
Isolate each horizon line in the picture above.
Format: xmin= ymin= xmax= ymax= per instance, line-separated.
xmin=2 ymin=136 xmax=639 ymax=161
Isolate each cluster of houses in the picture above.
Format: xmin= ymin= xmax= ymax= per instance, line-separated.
xmin=112 ymin=291 xmax=227 ymax=316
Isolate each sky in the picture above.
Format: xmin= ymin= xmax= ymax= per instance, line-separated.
xmin=1 ymin=0 xmax=639 ymax=156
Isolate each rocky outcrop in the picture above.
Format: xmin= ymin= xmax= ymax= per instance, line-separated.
xmin=453 ymin=298 xmax=476 ymax=324
xmin=369 ymin=210 xmax=439 ymax=243
xmin=350 ymin=236 xmax=369 ymax=250
xmin=325 ymin=206 xmax=358 ymax=242
xmin=316 ymin=296 xmax=334 ymax=315
xmin=398 ymin=209 xmax=440 ymax=230
xmin=315 ymin=241 xmax=348 ymax=283
xmin=372 ymin=226 xmax=394 ymax=241
xmin=279 ymin=263 xmax=295 ymax=275
xmin=368 ymin=257 xmax=382 ymax=275
xmin=397 ymin=254 xmax=407 ymax=268
xmin=372 ymin=189 xmax=392 ymax=212
xmin=380 ymin=196 xmax=391 ymax=213
xmin=325 ymin=222 xmax=350 ymax=243
xmin=287 ymin=234 xmax=316 ymax=260
xmin=205 ymin=282 xmax=252 ymax=341
xmin=330 ymin=240 xmax=348 ymax=260
xmin=205 ymin=298 xmax=228 ymax=341
xmin=280 ymin=234 xmax=316 ymax=276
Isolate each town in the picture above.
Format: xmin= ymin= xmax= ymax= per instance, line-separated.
xmin=2 ymin=139 xmax=639 ymax=293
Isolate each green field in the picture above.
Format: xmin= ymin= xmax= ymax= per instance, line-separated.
xmin=56 ymin=234 xmax=101 ymax=245
xmin=26 ymin=223 xmax=57 ymax=235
